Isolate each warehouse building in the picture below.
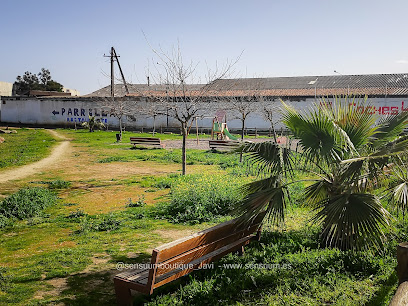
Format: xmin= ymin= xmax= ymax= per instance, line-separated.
xmin=1 ymin=73 xmax=408 ymax=131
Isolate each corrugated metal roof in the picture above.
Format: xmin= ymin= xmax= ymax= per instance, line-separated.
xmin=85 ymin=84 xmax=204 ymax=97
xmin=86 ymin=73 xmax=408 ymax=97
xmin=211 ymin=73 xmax=408 ymax=90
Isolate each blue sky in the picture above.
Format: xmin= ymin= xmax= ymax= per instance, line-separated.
xmin=1 ymin=0 xmax=408 ymax=95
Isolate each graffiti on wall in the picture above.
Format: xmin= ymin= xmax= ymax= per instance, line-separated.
xmin=51 ymin=107 xmax=109 ymax=123
xmin=319 ymin=100 xmax=408 ymax=115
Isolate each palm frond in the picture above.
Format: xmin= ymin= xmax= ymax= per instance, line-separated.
xmin=371 ymin=111 xmax=408 ymax=148
xmin=235 ymin=176 xmax=287 ymax=226
xmin=303 ymin=178 xmax=332 ymax=208
xmin=342 ymin=136 xmax=408 ymax=165
xmin=239 ymin=141 xmax=295 ymax=177
xmin=312 ymin=193 xmax=392 ymax=251
xmin=384 ymin=162 xmax=408 ymax=212
xmin=281 ymin=101 xmax=354 ymax=166
xmin=329 ymin=96 xmax=377 ymax=150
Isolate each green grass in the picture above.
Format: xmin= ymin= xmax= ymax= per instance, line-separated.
xmin=0 ymin=128 xmax=402 ymax=305
xmin=0 ymin=129 xmax=56 ymax=169
xmin=63 ymin=129 xmax=250 ymax=174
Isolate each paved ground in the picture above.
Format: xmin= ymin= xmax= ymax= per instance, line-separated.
xmin=163 ymin=137 xmax=274 ymax=150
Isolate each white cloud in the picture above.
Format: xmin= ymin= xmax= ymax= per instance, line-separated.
xmin=396 ymin=59 xmax=408 ymax=64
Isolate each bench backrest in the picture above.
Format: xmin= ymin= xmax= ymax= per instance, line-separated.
xmin=130 ymin=137 xmax=161 ymax=142
xmin=146 ymin=212 xmax=266 ymax=288
xmin=209 ymin=140 xmax=240 ymax=148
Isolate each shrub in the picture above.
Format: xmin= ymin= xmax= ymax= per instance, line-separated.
xmin=0 ymin=215 xmax=10 ymax=229
xmin=66 ymin=209 xmax=87 ymax=219
xmin=126 ymin=196 xmax=146 ymax=207
xmin=93 ymin=214 xmax=121 ymax=231
xmin=97 ymin=156 xmax=128 ymax=163
xmin=76 ymin=216 xmax=91 ymax=234
xmin=159 ymin=174 xmax=245 ymax=224
xmin=0 ymin=267 xmax=10 ymax=292
xmin=0 ymin=187 xmax=57 ymax=220
xmin=47 ymin=179 xmax=71 ymax=189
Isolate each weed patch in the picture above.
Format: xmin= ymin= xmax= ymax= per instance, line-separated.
xmin=0 ymin=187 xmax=57 ymax=220
xmin=0 ymin=267 xmax=10 ymax=292
xmin=156 ymin=174 xmax=246 ymax=224
xmin=126 ymin=196 xmax=146 ymax=207
xmin=97 ymin=156 xmax=128 ymax=163
xmin=47 ymin=179 xmax=71 ymax=189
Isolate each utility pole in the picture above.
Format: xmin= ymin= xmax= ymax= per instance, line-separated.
xmin=104 ymin=47 xmax=129 ymax=98
xmin=103 ymin=47 xmax=130 ymax=142
xmin=104 ymin=47 xmax=115 ymax=98
xmin=111 ymin=47 xmax=114 ymax=97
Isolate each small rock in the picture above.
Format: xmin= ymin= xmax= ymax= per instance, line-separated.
xmin=0 ymin=129 xmax=17 ymax=134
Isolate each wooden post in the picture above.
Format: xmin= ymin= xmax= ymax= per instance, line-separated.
xmin=389 ymin=243 xmax=408 ymax=305
xmin=397 ymin=242 xmax=408 ymax=284
xmin=196 ymin=117 xmax=199 ymax=145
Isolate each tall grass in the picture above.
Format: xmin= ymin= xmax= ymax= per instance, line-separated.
xmin=156 ymin=174 xmax=247 ymax=224
xmin=0 ymin=187 xmax=57 ymax=220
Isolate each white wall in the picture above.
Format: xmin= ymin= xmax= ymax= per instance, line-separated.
xmin=1 ymin=96 xmax=408 ymax=130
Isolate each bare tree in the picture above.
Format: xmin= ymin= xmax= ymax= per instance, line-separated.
xmin=227 ymin=89 xmax=262 ymax=161
xmin=141 ymin=101 xmax=161 ymax=136
xmin=261 ymin=98 xmax=279 ymax=142
xmin=133 ymin=44 xmax=238 ymax=175
xmin=101 ymin=96 xmax=134 ymax=141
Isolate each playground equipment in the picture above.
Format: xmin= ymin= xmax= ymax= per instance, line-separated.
xmin=211 ymin=117 xmax=238 ymax=140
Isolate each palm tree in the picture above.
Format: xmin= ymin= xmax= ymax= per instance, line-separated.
xmin=236 ymin=96 xmax=408 ymax=251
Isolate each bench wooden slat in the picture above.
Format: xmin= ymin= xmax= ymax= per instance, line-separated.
xmin=209 ymin=140 xmax=240 ymax=151
xmin=130 ymin=137 xmax=165 ymax=149
xmin=155 ymin=222 xmax=262 ymax=277
xmin=116 ymin=269 xmax=147 ymax=279
xmin=156 ymin=212 xmax=265 ymax=263
xmin=130 ymin=137 xmax=162 ymax=141
xmin=126 ymin=270 xmax=149 ymax=282
xmin=153 ymin=235 xmax=254 ymax=288
xmin=114 ymin=213 xmax=266 ymax=304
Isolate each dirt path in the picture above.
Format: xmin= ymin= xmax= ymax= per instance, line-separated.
xmin=0 ymin=130 xmax=71 ymax=183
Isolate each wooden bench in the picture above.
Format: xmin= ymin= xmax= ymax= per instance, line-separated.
xmin=209 ymin=140 xmax=240 ymax=151
xmin=130 ymin=137 xmax=165 ymax=149
xmin=113 ymin=212 xmax=266 ymax=305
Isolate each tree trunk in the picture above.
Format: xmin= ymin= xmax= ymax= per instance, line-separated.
xmin=270 ymin=120 xmax=277 ymax=143
xmin=240 ymin=118 xmax=245 ymax=162
xmin=181 ymin=123 xmax=187 ymax=175
xmin=118 ymin=117 xmax=123 ymax=141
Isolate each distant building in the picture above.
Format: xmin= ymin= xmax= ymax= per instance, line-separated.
xmin=0 ymin=82 xmax=13 ymax=97
xmin=62 ymin=87 xmax=80 ymax=96
xmin=1 ymin=73 xmax=408 ymax=129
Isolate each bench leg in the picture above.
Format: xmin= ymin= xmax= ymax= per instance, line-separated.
xmin=237 ymin=245 xmax=245 ymax=256
xmin=114 ymin=279 xmax=133 ymax=306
